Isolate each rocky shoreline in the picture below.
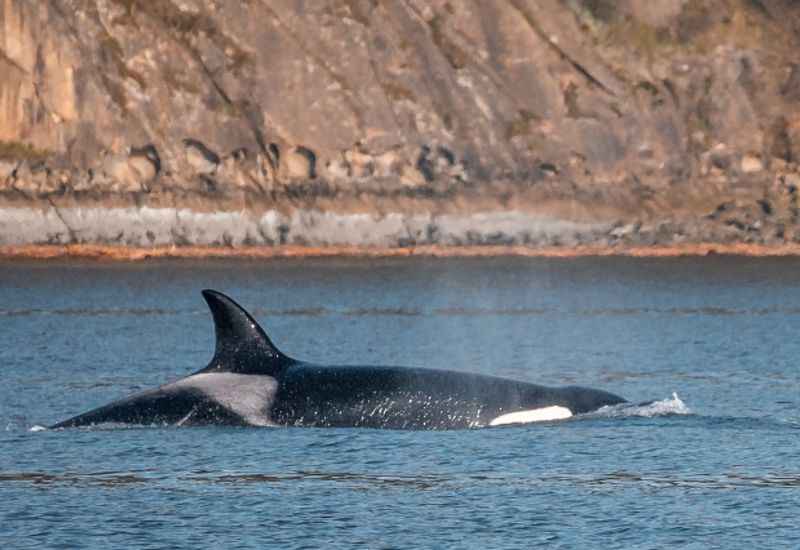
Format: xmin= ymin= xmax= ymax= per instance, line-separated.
xmin=6 ymin=242 xmax=800 ymax=262
xmin=2 ymin=161 xmax=800 ymax=251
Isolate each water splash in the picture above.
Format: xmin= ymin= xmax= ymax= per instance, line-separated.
xmin=591 ymin=392 xmax=691 ymax=418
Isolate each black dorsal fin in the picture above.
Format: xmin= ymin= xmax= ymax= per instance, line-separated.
xmin=199 ymin=289 xmax=292 ymax=375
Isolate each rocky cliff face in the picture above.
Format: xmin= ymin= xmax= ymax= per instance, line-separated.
xmin=1 ymin=0 xmax=800 ymax=248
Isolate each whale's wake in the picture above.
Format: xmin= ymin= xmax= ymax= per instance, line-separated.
xmin=588 ymin=392 xmax=691 ymax=419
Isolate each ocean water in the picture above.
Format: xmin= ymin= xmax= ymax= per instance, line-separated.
xmin=1 ymin=256 xmax=799 ymax=548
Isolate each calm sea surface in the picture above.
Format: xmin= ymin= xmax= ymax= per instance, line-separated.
xmin=1 ymin=256 xmax=799 ymax=548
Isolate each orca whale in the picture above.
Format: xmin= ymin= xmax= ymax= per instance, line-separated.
xmin=51 ymin=290 xmax=627 ymax=430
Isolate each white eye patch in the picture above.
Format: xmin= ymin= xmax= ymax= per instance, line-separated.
xmin=489 ymin=406 xmax=573 ymax=426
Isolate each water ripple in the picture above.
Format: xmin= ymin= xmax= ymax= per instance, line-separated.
xmin=3 ymin=469 xmax=799 ymax=490
xmin=0 ymin=308 xmax=184 ymax=317
xmin=435 ymin=307 xmax=549 ymax=316
xmin=4 ymin=306 xmax=800 ymax=318
xmin=343 ymin=308 xmax=422 ymax=316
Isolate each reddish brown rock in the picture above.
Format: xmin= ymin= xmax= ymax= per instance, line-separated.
xmin=1 ymin=1 xmax=800 ymax=247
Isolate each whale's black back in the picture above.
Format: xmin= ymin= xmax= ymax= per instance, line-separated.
xmin=271 ymin=364 xmax=623 ymax=429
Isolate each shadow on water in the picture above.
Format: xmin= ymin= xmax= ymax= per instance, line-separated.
xmin=3 ymin=469 xmax=800 ymax=490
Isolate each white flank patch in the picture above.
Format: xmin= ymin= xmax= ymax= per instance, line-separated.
xmin=489 ymin=406 xmax=573 ymax=426
xmin=171 ymin=373 xmax=278 ymax=426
